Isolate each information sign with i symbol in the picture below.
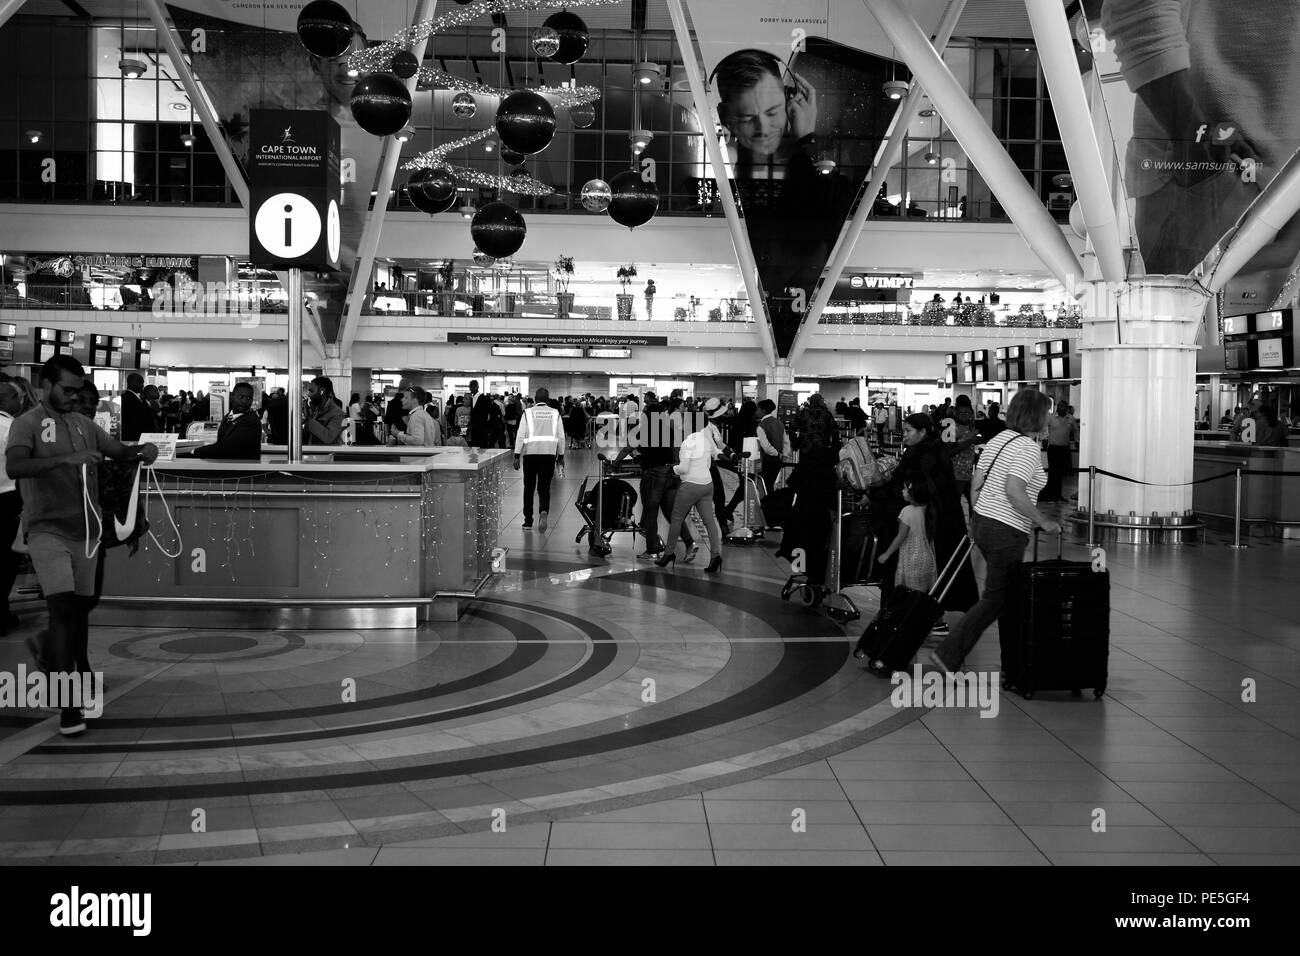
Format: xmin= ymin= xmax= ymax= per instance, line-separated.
xmin=248 ymin=109 xmax=341 ymax=270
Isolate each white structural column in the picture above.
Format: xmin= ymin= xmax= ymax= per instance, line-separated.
xmin=338 ymin=0 xmax=437 ymax=356
xmin=667 ymin=0 xmax=777 ymax=367
xmin=763 ymin=358 xmax=794 ymax=401
xmin=787 ymin=0 xmax=966 ymax=365
xmin=143 ymin=0 xmax=248 ymax=208
xmin=865 ymin=0 xmax=1084 ymax=288
xmin=0 ymin=0 xmax=26 ymax=32
xmin=1025 ymin=0 xmax=1126 ymax=283
xmin=1077 ymin=277 xmax=1207 ymax=518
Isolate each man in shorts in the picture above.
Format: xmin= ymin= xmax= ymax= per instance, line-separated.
xmin=6 ymin=356 xmax=157 ymax=736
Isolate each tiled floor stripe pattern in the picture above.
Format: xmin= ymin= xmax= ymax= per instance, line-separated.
xmin=1 ymin=452 xmax=1298 ymax=864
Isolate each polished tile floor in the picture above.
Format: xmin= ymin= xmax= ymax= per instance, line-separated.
xmin=1 ymin=451 xmax=1298 ymax=865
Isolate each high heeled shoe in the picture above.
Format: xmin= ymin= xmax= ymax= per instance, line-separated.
xmin=654 ymin=552 xmax=676 ymax=569
xmin=705 ymin=555 xmax=723 ymax=574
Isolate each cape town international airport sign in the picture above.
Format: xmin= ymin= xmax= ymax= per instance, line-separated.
xmin=446 ymin=333 xmax=669 ymax=348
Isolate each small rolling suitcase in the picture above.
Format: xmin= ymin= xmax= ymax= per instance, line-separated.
xmin=1001 ymin=531 xmax=1109 ymax=699
xmin=854 ymin=537 xmax=973 ymax=675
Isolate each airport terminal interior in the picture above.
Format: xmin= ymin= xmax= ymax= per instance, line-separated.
xmin=0 ymin=0 xmax=1298 ymax=868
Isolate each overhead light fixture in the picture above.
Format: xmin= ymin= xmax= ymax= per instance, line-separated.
xmin=395 ymin=124 xmax=415 ymax=143
xmin=882 ymin=79 xmax=910 ymax=100
xmin=26 ymin=130 xmax=42 ymax=144
xmin=180 ymin=129 xmax=195 ymax=148
xmin=925 ymin=151 xmax=939 ymax=165
xmin=814 ymin=158 xmax=836 ymax=175
xmin=918 ymin=108 xmax=936 ymax=118
xmin=461 ymin=200 xmax=477 ymax=220
xmin=632 ymin=61 xmax=662 ymax=86
xmin=484 ymin=140 xmax=495 ymax=153
xmin=119 ymin=58 xmax=148 ymax=79
xmin=629 ymin=129 xmax=653 ymax=154
xmin=346 ymin=66 xmax=360 ymax=78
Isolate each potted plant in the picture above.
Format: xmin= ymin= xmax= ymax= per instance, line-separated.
xmin=437 ymin=259 xmax=457 ymax=316
xmin=554 ymin=255 xmax=575 ymax=316
xmin=615 ymin=264 xmax=637 ymax=320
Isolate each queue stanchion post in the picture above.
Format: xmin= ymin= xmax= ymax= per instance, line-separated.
xmin=1230 ymin=466 xmax=1248 ymax=550
xmin=1086 ymin=465 xmax=1097 ymax=549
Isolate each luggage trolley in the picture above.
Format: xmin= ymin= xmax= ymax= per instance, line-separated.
xmin=822 ymin=487 xmax=880 ymax=624
xmin=725 ymin=452 xmax=766 ymax=545
xmin=575 ymin=454 xmax=643 ymax=556
xmin=780 ymin=487 xmax=879 ymax=620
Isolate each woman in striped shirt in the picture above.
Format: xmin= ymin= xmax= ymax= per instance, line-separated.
xmin=930 ymin=389 xmax=1060 ymax=674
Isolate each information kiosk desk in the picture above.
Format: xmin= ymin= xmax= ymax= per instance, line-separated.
xmin=97 ymin=447 xmax=508 ymax=629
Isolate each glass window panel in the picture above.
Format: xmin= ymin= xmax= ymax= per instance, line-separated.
xmin=1008 ymin=100 xmax=1036 ymax=139
xmin=1042 ymin=103 xmax=1060 ymax=140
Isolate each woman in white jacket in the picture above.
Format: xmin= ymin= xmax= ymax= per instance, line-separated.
xmin=655 ymin=398 xmax=728 ymax=573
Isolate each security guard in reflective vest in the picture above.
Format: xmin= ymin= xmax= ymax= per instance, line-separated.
xmin=514 ymin=387 xmax=565 ymax=531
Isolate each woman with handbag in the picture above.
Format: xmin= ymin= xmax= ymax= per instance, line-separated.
xmin=930 ymin=389 xmax=1060 ymax=674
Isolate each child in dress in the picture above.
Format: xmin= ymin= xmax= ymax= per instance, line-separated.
xmin=878 ymin=478 xmax=937 ymax=592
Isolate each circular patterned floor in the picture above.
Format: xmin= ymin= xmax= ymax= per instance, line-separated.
xmin=0 ymin=565 xmax=912 ymax=864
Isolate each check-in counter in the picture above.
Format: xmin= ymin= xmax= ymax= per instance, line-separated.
xmin=1193 ymin=440 xmax=1300 ymax=533
xmin=97 ymin=446 xmax=509 ymax=629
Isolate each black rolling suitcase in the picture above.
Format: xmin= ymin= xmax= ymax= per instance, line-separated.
xmin=840 ymin=509 xmax=879 ymax=585
xmin=853 ymin=537 xmax=973 ymax=675
xmin=1001 ymin=532 xmax=1109 ymax=699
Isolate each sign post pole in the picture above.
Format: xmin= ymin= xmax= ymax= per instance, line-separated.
xmin=287 ymin=268 xmax=303 ymax=464
xmin=246 ymin=109 xmax=340 ymax=464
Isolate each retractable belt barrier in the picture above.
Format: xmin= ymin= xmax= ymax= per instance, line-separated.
xmin=1063 ymin=465 xmax=1300 ymax=549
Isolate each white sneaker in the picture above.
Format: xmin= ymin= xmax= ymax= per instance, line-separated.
xmin=539 ymin=512 xmax=548 ymax=532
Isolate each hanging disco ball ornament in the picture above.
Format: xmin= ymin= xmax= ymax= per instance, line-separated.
xmin=569 ymin=102 xmax=596 ymax=129
xmin=296 ymin=0 xmax=353 ymax=59
xmin=471 ymin=201 xmax=527 ymax=259
xmin=350 ymin=73 xmax=412 ymax=136
xmin=472 ymin=248 xmax=496 ymax=267
xmin=543 ymin=10 xmax=590 ymax=66
xmin=391 ymin=49 xmax=419 ymax=80
xmin=607 ymin=170 xmax=659 ymax=229
xmin=406 ymin=166 xmax=458 ymax=215
xmin=495 ymin=90 xmax=557 ymax=155
xmin=451 ymin=91 xmax=477 ymax=118
xmin=499 ymin=145 xmax=526 ymax=167
xmin=580 ymin=178 xmax=612 ymax=213
xmin=531 ymin=26 xmax=561 ymax=59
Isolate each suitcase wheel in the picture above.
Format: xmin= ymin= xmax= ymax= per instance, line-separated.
xmin=1093 ymin=686 xmax=1106 ymax=699
xmin=589 ymin=541 xmax=611 ymax=557
xmin=852 ymin=648 xmax=867 ymax=660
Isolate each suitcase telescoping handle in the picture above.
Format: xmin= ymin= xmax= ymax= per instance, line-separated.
xmin=1031 ymin=527 xmax=1063 ymax=563
xmin=930 ymin=536 xmax=975 ymax=604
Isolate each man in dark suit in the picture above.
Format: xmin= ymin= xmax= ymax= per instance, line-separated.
xmin=193 ymin=382 xmax=261 ymax=459
xmin=466 ymin=379 xmax=502 ymax=448
xmin=120 ymin=372 xmax=158 ymax=441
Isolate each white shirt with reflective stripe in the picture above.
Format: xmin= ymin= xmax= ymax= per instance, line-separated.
xmin=515 ymin=404 xmax=562 ymax=456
